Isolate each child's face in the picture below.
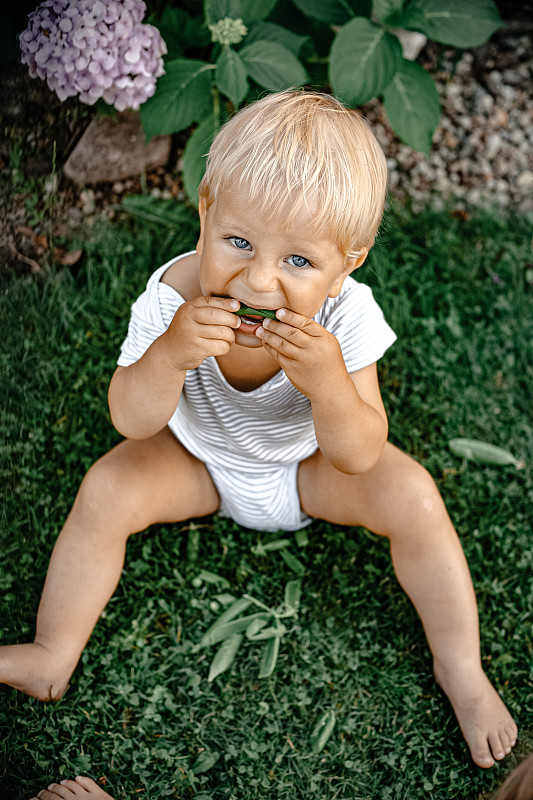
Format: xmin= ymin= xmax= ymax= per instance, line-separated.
xmin=197 ymin=189 xmax=367 ymax=348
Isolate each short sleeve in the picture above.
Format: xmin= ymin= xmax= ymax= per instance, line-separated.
xmin=317 ymin=277 xmax=396 ymax=373
xmin=117 ymin=260 xmax=187 ymax=367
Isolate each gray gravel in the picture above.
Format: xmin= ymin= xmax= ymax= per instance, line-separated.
xmin=363 ymin=30 xmax=533 ymax=215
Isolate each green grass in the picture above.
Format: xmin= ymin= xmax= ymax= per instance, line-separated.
xmin=0 ymin=203 xmax=532 ymax=800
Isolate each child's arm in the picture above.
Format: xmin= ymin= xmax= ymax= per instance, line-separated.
xmin=109 ymin=296 xmax=240 ymax=439
xmin=257 ymin=309 xmax=388 ymax=474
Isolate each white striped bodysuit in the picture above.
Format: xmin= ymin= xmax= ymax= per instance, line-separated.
xmin=117 ymin=254 xmax=397 ymax=532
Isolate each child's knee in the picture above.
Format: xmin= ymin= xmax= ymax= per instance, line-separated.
xmin=392 ymin=457 xmax=444 ymax=522
xmin=74 ymin=452 xmax=142 ymax=530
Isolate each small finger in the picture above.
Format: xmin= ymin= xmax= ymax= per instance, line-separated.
xmin=276 ymin=308 xmax=316 ymax=332
xmin=204 ymin=295 xmax=241 ymax=312
xmin=257 ymin=327 xmax=296 ymax=357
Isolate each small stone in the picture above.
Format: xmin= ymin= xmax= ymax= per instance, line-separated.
xmin=112 ymin=181 xmax=125 ymax=194
xmin=517 ymin=171 xmax=533 ymax=189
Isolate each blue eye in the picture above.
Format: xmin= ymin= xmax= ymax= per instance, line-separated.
xmin=230 ymin=237 xmax=251 ymax=249
xmin=288 ymin=254 xmax=309 ymax=268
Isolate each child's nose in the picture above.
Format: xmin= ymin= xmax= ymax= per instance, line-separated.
xmin=243 ymin=257 xmax=278 ymax=293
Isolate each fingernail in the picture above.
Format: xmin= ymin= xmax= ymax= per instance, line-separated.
xmin=256 ymin=326 xmax=264 ymax=336
xmin=230 ymin=299 xmax=240 ymax=310
xmin=263 ymin=317 xmax=271 ymax=327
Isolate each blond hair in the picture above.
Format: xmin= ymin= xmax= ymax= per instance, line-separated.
xmin=197 ymin=90 xmax=387 ymax=258
xmin=494 ymin=754 xmax=533 ymax=800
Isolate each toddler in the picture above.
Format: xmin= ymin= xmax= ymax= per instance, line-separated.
xmin=0 ymin=90 xmax=516 ymax=768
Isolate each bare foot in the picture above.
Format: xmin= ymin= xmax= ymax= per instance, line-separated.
xmin=0 ymin=642 xmax=74 ymax=701
xmin=434 ymin=659 xmax=517 ymax=768
xmin=29 ymin=776 xmax=114 ymax=800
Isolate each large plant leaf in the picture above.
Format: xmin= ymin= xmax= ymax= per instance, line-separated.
xmin=153 ymin=8 xmax=211 ymax=60
xmin=401 ymin=0 xmax=503 ymax=48
xmin=205 ymin=0 xmax=241 ymax=25
xmin=205 ymin=0 xmax=278 ymax=24
xmin=216 ymin=47 xmax=249 ymax=107
xmin=239 ymin=0 xmax=279 ymax=22
xmin=239 ymin=40 xmax=308 ymax=91
xmin=140 ymin=59 xmax=213 ymax=139
xmin=330 ymin=17 xmax=402 ymax=106
xmin=245 ymin=21 xmax=308 ymax=54
xmin=383 ymin=59 xmax=440 ymax=153
xmin=372 ymin=0 xmax=405 ymax=24
xmin=290 ymin=0 xmax=371 ymax=25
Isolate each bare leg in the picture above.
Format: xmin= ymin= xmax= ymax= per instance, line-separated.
xmin=29 ymin=776 xmax=113 ymax=800
xmin=0 ymin=427 xmax=219 ymax=700
xmin=299 ymin=442 xmax=517 ymax=768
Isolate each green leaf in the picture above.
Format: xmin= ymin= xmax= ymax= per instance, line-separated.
xmin=258 ymin=635 xmax=280 ymax=678
xmin=329 ymin=18 xmax=402 ymax=106
xmin=208 ymin=633 xmax=243 ymax=681
xmin=383 ymin=59 xmax=440 ymax=153
xmin=140 ymin=59 xmax=214 ymax=139
xmin=239 ymin=0 xmax=278 ymax=22
xmin=120 ymin=196 xmax=193 ymax=228
xmin=205 ymin=0 xmax=277 ymax=24
xmin=239 ymin=40 xmax=308 ymax=91
xmin=245 ymin=21 xmax=308 ymax=55
xmin=192 ymin=750 xmax=220 ymax=774
xmin=372 ymin=0 xmax=405 ymax=23
xmin=279 ymin=549 xmax=306 ymax=575
xmin=284 ymin=579 xmax=302 ymax=612
xmin=404 ymin=0 xmax=503 ymax=48
xmin=182 ymin=113 xmax=217 ymax=205
xmin=154 ymin=8 xmax=211 ymax=60
xmin=290 ymin=0 xmax=370 ymax=25
xmin=216 ymin=47 xmax=249 ymax=107
xmin=448 ymin=439 xmax=522 ymax=467
xmin=310 ymin=710 xmax=336 ymax=753
xmin=205 ymin=0 xmax=241 ymax=25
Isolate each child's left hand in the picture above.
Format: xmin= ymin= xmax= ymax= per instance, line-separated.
xmin=256 ymin=308 xmax=350 ymax=400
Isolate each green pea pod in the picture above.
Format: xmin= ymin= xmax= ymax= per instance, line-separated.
xmin=237 ymin=303 xmax=277 ymax=320
xmin=258 ymin=635 xmax=280 ymax=678
xmin=200 ymin=612 xmax=267 ymax=647
xmin=280 ymin=549 xmax=306 ymax=575
xmin=284 ymin=579 xmax=302 ymax=612
xmin=310 ymin=710 xmax=336 ymax=754
xmin=449 ymin=438 xmax=522 ymax=467
xmin=208 ymin=634 xmax=242 ymax=682
xmin=251 ymin=538 xmax=291 ymax=556
xmin=247 ymin=624 xmax=287 ymax=642
xmin=245 ymin=614 xmax=271 ymax=639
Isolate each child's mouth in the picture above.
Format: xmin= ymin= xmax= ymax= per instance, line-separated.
xmin=235 ymin=303 xmax=277 ymax=335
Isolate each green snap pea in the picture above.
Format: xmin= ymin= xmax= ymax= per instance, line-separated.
xmin=236 ymin=303 xmax=278 ymax=320
xmin=310 ymin=710 xmax=336 ymax=754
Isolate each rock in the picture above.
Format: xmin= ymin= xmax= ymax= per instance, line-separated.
xmin=517 ymin=171 xmax=533 ymax=189
xmin=63 ymin=111 xmax=171 ymax=185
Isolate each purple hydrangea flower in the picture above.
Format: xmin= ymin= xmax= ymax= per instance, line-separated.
xmin=19 ymin=0 xmax=167 ymax=111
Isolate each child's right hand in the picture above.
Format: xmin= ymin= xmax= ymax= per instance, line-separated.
xmin=163 ymin=296 xmax=241 ymax=370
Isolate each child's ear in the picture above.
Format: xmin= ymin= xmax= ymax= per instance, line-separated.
xmin=196 ymin=196 xmax=207 ymax=254
xmin=328 ymin=248 xmax=369 ymax=297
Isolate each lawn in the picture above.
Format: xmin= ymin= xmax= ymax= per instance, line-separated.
xmin=1 ymin=201 xmax=532 ymax=800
